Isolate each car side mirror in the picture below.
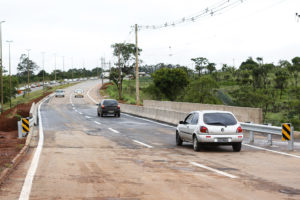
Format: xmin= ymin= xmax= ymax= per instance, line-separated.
xmin=179 ymin=121 xmax=185 ymax=124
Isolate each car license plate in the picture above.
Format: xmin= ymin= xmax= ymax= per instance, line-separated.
xmin=108 ymin=110 xmax=114 ymax=113
xmin=217 ymin=138 xmax=228 ymax=142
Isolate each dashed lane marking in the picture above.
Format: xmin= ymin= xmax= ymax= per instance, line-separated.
xmin=108 ymin=128 xmax=119 ymax=133
xmin=190 ymin=162 xmax=238 ymax=179
xmin=132 ymin=140 xmax=153 ymax=148
xmin=78 ymin=112 xmax=83 ymax=115
xmin=94 ymin=121 xmax=101 ymax=125
xmin=85 ymin=116 xmax=91 ymax=119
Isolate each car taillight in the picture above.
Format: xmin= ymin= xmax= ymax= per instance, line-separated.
xmin=200 ymin=126 xmax=208 ymax=133
xmin=236 ymin=126 xmax=243 ymax=133
xmin=117 ymin=105 xmax=120 ymax=109
xmin=101 ymin=105 xmax=104 ymax=109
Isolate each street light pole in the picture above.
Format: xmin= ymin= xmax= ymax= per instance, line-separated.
xmin=6 ymin=40 xmax=13 ymax=108
xmin=0 ymin=21 xmax=5 ymax=113
xmin=135 ymin=24 xmax=140 ymax=105
xmin=54 ymin=53 xmax=56 ymax=83
xmin=41 ymin=52 xmax=45 ymax=92
xmin=26 ymin=49 xmax=31 ymax=97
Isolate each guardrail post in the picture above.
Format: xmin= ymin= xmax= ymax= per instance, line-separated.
xmin=288 ymin=126 xmax=294 ymax=151
xmin=249 ymin=122 xmax=254 ymax=143
xmin=18 ymin=120 xmax=23 ymax=138
xmin=267 ymin=123 xmax=272 ymax=146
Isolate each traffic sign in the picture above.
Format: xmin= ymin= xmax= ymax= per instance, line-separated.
xmin=282 ymin=123 xmax=291 ymax=141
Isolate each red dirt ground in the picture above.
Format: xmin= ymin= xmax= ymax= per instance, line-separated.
xmin=0 ymin=92 xmax=51 ymax=172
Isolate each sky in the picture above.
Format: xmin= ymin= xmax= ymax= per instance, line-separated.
xmin=0 ymin=0 xmax=299 ymax=74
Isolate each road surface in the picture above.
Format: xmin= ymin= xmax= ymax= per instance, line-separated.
xmin=0 ymin=80 xmax=300 ymax=200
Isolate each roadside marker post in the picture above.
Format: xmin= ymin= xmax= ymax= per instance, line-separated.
xmin=281 ymin=123 xmax=294 ymax=151
xmin=21 ymin=117 xmax=30 ymax=137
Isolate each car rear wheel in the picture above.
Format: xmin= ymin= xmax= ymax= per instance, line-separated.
xmin=118 ymin=113 xmax=120 ymax=117
xmin=97 ymin=112 xmax=100 ymax=117
xmin=176 ymin=131 xmax=182 ymax=146
xmin=232 ymin=143 xmax=242 ymax=152
xmin=100 ymin=112 xmax=104 ymax=117
xmin=193 ymin=136 xmax=201 ymax=152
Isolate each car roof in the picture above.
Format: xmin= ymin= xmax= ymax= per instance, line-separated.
xmin=191 ymin=110 xmax=234 ymax=114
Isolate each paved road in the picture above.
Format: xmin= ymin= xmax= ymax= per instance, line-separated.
xmin=1 ymin=80 xmax=300 ymax=199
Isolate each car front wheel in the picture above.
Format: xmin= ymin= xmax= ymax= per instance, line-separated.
xmin=176 ymin=131 xmax=182 ymax=146
xmin=232 ymin=143 xmax=242 ymax=152
xmin=193 ymin=136 xmax=201 ymax=152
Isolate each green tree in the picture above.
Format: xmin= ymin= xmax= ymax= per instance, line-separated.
xmin=207 ymin=62 xmax=216 ymax=74
xmin=191 ymin=57 xmax=208 ymax=77
xmin=291 ymin=57 xmax=300 ymax=87
xmin=111 ymin=43 xmax=142 ymax=99
xmin=150 ymin=68 xmax=189 ymax=101
xmin=17 ymin=54 xmax=39 ymax=77
xmin=274 ymin=68 xmax=289 ymax=99
xmin=183 ymin=76 xmax=220 ymax=104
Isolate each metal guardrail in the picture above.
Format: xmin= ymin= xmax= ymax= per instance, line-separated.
xmin=240 ymin=122 xmax=294 ymax=151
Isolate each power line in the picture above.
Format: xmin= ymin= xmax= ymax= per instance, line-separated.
xmin=138 ymin=0 xmax=247 ymax=30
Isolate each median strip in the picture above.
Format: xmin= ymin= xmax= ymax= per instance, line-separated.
xmin=190 ymin=162 xmax=238 ymax=179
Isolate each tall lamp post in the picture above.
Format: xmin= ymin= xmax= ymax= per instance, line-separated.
xmin=6 ymin=40 xmax=13 ymax=108
xmin=0 ymin=21 xmax=5 ymax=114
xmin=26 ymin=49 xmax=31 ymax=97
xmin=41 ymin=52 xmax=45 ymax=92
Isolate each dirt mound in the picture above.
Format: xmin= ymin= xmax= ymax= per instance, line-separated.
xmin=0 ymin=92 xmax=51 ymax=173
xmin=100 ymin=82 xmax=114 ymax=90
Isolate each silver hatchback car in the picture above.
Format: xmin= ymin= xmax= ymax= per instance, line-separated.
xmin=176 ymin=110 xmax=243 ymax=152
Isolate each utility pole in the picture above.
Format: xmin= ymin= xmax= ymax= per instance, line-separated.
xmin=26 ymin=49 xmax=31 ymax=97
xmin=41 ymin=52 xmax=45 ymax=92
xmin=135 ymin=24 xmax=140 ymax=105
xmin=0 ymin=21 xmax=5 ymax=114
xmin=118 ymin=47 xmax=121 ymax=99
xmin=6 ymin=40 xmax=13 ymax=108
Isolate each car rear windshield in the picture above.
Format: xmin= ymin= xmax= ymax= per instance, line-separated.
xmin=103 ymin=100 xmax=118 ymax=106
xmin=204 ymin=113 xmax=237 ymax=126
xmin=56 ymin=90 xmax=63 ymax=93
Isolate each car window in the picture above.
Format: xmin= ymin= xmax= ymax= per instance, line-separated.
xmin=184 ymin=114 xmax=194 ymax=124
xmin=191 ymin=113 xmax=199 ymax=125
xmin=204 ymin=113 xmax=237 ymax=126
xmin=103 ymin=100 xmax=118 ymax=106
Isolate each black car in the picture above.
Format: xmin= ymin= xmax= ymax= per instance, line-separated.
xmin=97 ymin=99 xmax=120 ymax=117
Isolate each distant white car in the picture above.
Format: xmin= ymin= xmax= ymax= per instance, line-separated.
xmin=55 ymin=89 xmax=65 ymax=98
xmin=176 ymin=110 xmax=243 ymax=152
xmin=74 ymin=89 xmax=84 ymax=98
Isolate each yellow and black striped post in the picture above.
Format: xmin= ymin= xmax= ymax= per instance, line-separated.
xmin=22 ymin=118 xmax=30 ymax=134
xmin=282 ymin=123 xmax=291 ymax=141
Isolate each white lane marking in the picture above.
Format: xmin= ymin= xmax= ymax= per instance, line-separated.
xmin=19 ymin=96 xmax=51 ymax=200
xmin=87 ymin=86 xmax=98 ymax=104
xmin=132 ymin=140 xmax=153 ymax=148
xmin=244 ymin=144 xmax=300 ymax=159
xmin=85 ymin=116 xmax=91 ymax=119
xmin=94 ymin=121 xmax=101 ymax=125
xmin=72 ymin=107 xmax=76 ymax=110
xmin=108 ymin=128 xmax=120 ymax=133
xmin=78 ymin=112 xmax=83 ymax=115
xmin=74 ymin=109 xmax=78 ymax=112
xmin=190 ymin=162 xmax=238 ymax=179
xmin=122 ymin=113 xmax=176 ymax=128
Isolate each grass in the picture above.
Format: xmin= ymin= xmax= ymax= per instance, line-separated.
xmin=3 ymin=83 xmax=79 ymax=111
xmin=105 ymin=78 xmax=152 ymax=105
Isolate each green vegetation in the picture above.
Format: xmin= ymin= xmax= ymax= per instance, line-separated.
xmin=2 ymin=83 xmax=78 ymax=112
xmin=106 ymin=54 xmax=300 ymax=130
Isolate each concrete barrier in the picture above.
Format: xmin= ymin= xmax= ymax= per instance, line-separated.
xmin=120 ymin=103 xmax=187 ymax=125
xmin=143 ymin=100 xmax=263 ymax=124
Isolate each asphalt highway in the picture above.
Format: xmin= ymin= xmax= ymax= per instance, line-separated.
xmin=0 ymin=80 xmax=300 ymax=200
